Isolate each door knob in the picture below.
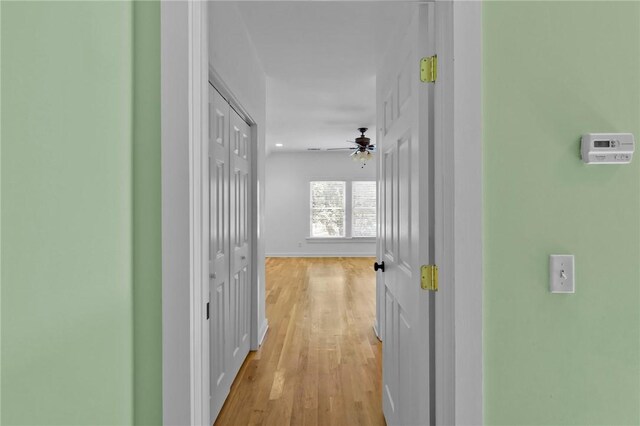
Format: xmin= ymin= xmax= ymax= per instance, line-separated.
xmin=241 ymin=256 xmax=246 ymax=260
xmin=374 ymin=261 xmax=385 ymax=272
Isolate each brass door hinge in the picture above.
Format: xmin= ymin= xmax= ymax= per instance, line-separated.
xmin=420 ymin=55 xmax=437 ymax=83
xmin=421 ymin=265 xmax=438 ymax=291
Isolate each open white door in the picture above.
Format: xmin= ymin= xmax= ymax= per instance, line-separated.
xmin=376 ymin=3 xmax=436 ymax=425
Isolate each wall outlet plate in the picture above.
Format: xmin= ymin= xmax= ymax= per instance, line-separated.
xmin=549 ymin=255 xmax=575 ymax=293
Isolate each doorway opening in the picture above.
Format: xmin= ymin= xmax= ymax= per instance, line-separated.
xmin=207 ymin=2 xmax=425 ymax=424
xmin=208 ymin=2 xmax=402 ymax=424
xmin=160 ymin=1 xmax=482 ymax=425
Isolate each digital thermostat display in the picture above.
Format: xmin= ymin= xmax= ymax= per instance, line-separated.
xmin=594 ymin=140 xmax=611 ymax=148
xmin=581 ymin=133 xmax=635 ymax=164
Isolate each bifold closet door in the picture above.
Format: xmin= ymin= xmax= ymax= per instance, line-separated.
xmin=228 ymin=109 xmax=251 ymax=380
xmin=208 ymin=85 xmax=252 ymax=423
xmin=209 ymin=86 xmax=232 ymax=420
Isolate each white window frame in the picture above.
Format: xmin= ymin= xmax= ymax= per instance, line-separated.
xmin=307 ymin=179 xmax=376 ymax=242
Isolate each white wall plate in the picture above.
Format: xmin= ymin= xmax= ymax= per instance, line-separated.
xmin=549 ymin=254 xmax=575 ymax=293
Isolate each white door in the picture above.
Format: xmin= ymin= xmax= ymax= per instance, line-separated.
xmin=208 ymin=85 xmax=253 ymax=423
xmin=209 ymin=85 xmax=232 ymax=420
xmin=228 ymin=109 xmax=251 ymax=380
xmin=376 ymin=3 xmax=436 ymax=425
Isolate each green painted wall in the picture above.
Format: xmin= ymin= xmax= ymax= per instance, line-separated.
xmin=484 ymin=2 xmax=640 ymax=425
xmin=1 ymin=1 xmax=162 ymax=424
xmin=132 ymin=2 xmax=162 ymax=425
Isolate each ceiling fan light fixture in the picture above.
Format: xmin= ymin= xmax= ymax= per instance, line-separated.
xmin=352 ymin=150 xmax=374 ymax=162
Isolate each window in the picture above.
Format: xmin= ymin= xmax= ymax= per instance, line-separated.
xmin=310 ymin=180 xmax=376 ymax=238
xmin=352 ymin=181 xmax=377 ymax=237
xmin=310 ymin=181 xmax=346 ymax=237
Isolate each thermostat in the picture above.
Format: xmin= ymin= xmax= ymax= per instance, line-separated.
xmin=581 ymin=133 xmax=634 ymax=164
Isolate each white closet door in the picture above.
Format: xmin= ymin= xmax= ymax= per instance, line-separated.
xmin=209 ymin=85 xmax=253 ymax=424
xmin=228 ymin=109 xmax=251 ymax=380
xmin=209 ymin=86 xmax=232 ymax=421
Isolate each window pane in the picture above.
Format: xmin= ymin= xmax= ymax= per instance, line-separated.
xmin=352 ymin=181 xmax=377 ymax=237
xmin=310 ymin=181 xmax=345 ymax=237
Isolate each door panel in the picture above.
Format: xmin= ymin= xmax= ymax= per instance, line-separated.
xmin=383 ymin=288 xmax=397 ymax=414
xmin=383 ymin=148 xmax=395 ymax=259
xmin=376 ymin=3 xmax=435 ymax=426
xmin=209 ymin=86 xmax=231 ymax=420
xmin=212 ymin=283 xmax=226 ymax=387
xmin=228 ymin=109 xmax=251 ymax=380
xmin=397 ymin=135 xmax=411 ymax=270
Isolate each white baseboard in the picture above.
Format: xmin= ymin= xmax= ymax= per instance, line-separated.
xmin=258 ymin=319 xmax=269 ymax=346
xmin=266 ymin=253 xmax=375 ymax=258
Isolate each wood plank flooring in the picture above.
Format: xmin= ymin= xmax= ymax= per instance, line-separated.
xmin=214 ymin=257 xmax=383 ymax=426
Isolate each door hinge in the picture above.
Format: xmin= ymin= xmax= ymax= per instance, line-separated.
xmin=420 ymin=55 xmax=437 ymax=83
xmin=206 ymin=302 xmax=210 ymax=320
xmin=421 ymin=265 xmax=438 ymax=291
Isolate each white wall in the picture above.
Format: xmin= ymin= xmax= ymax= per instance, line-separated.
xmin=265 ymin=151 xmax=377 ymax=257
xmin=208 ymin=2 xmax=268 ymax=345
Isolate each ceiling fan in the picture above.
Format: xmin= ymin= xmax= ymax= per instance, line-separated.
xmin=327 ymin=128 xmax=375 ymax=167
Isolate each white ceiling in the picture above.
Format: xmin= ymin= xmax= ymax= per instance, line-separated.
xmin=236 ymin=2 xmax=412 ymax=151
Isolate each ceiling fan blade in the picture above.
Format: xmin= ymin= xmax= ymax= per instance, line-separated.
xmin=326 ymin=147 xmax=357 ymax=151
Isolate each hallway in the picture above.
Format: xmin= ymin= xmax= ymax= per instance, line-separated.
xmin=214 ymin=257 xmax=383 ymax=426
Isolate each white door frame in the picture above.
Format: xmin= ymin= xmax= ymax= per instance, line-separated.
xmin=161 ymin=1 xmax=210 ymax=425
xmin=161 ymin=1 xmax=482 ymax=425
xmin=433 ymin=1 xmax=483 ymax=424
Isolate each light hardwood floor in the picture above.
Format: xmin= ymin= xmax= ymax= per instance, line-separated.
xmin=214 ymin=257 xmax=384 ymax=426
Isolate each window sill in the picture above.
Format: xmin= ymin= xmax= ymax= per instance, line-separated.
xmin=306 ymin=237 xmax=376 ymax=243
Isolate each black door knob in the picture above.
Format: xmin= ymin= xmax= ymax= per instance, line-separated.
xmin=374 ymin=261 xmax=385 ymax=272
